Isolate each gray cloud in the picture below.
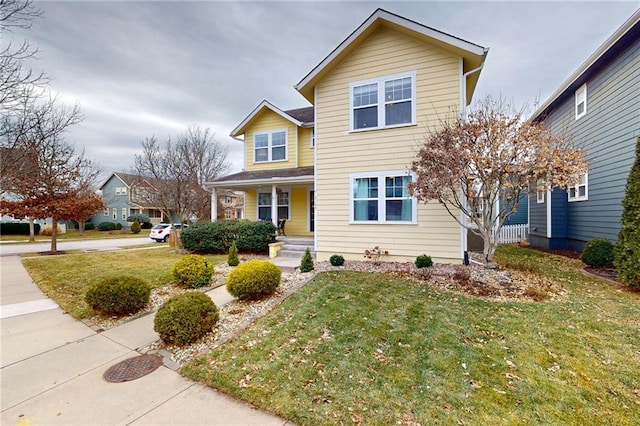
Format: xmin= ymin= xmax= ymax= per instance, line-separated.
xmin=8 ymin=1 xmax=638 ymax=181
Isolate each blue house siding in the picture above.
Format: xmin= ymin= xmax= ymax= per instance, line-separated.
xmin=530 ymin=13 xmax=639 ymax=251
xmin=503 ymin=194 xmax=528 ymax=226
xmin=89 ymin=174 xmax=133 ymax=227
xmin=528 ymin=191 xmax=547 ymax=247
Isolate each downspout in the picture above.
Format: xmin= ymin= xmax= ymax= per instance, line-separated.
xmin=459 ymin=61 xmax=485 ymax=263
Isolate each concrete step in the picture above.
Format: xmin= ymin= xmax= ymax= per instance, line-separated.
xmin=281 ymin=244 xmax=312 ymax=252
xmin=277 ymin=249 xmax=314 ymax=258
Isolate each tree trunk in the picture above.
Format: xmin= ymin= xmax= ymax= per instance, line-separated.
xmin=28 ymin=218 xmax=36 ymax=243
xmin=78 ymin=218 xmax=85 ymax=236
xmin=50 ymin=217 xmax=58 ymax=253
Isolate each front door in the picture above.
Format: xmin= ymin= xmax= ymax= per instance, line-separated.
xmin=309 ymin=190 xmax=315 ymax=232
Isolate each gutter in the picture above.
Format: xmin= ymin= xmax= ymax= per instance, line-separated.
xmin=461 ymin=61 xmax=485 ymax=119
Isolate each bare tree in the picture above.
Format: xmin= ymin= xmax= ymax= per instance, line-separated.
xmin=410 ymin=96 xmax=587 ymax=263
xmin=0 ymin=96 xmax=93 ymax=252
xmin=133 ymin=127 xmax=230 ymax=244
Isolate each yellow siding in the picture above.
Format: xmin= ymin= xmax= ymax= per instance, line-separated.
xmin=245 ymin=111 xmax=299 ymax=171
xmin=244 ymin=190 xmax=257 ymax=220
xmin=288 ymin=187 xmax=312 ymax=236
xmin=314 ymin=26 xmax=463 ymax=263
xmin=298 ymin=127 xmax=315 ymax=167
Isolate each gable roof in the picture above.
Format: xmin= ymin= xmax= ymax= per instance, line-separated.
xmin=531 ymin=9 xmax=640 ymax=122
xmin=295 ymin=8 xmax=488 ymax=104
xmin=230 ymin=100 xmax=314 ymax=138
xmin=98 ymin=172 xmax=156 ymax=191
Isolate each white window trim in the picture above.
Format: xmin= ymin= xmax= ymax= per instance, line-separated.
xmin=575 ymin=84 xmax=587 ymax=120
xmin=568 ymin=172 xmax=588 ymax=202
xmin=121 ymin=208 xmax=127 ymax=220
xmin=112 ymin=208 xmax=117 ymax=220
xmin=349 ymin=170 xmax=417 ymax=224
xmin=536 ymin=180 xmax=545 ymax=204
xmin=253 ymin=128 xmax=288 ymax=163
xmin=103 ymin=208 xmax=109 ymax=216
xmin=310 ymin=128 xmax=315 ymax=148
xmin=349 ymin=70 xmax=417 ymax=132
xmin=256 ymin=191 xmax=290 ymax=220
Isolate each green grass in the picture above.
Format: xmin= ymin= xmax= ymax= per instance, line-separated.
xmin=21 ymin=248 xmax=226 ymax=319
xmin=183 ymin=246 xmax=640 ymax=425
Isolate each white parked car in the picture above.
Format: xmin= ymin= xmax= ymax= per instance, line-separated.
xmin=149 ymin=223 xmax=187 ymax=242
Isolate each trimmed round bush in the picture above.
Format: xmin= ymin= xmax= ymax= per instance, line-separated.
xmin=131 ymin=220 xmax=141 ymax=234
xmin=329 ymin=254 xmax=345 ymax=266
xmin=85 ymin=276 xmax=150 ymax=316
xmin=172 ymin=254 xmax=214 ymax=288
xmin=154 ymin=292 xmax=219 ymax=345
xmin=84 ymin=222 xmax=95 ymax=231
xmin=415 ymin=254 xmax=433 ymax=268
xmin=226 ymin=260 xmax=281 ymax=300
xmin=98 ymin=221 xmax=116 ymax=231
xmin=115 ymin=223 xmax=123 ymax=230
xmin=582 ymin=238 xmax=614 ymax=267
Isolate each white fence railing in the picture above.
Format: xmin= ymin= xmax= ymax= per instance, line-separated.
xmin=495 ymin=224 xmax=529 ymax=244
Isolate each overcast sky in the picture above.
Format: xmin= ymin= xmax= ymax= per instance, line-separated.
xmin=9 ymin=1 xmax=639 ymax=183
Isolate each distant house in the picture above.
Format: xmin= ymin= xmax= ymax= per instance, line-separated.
xmin=90 ymin=172 xmax=167 ymax=227
xmin=528 ymin=10 xmax=639 ymax=251
xmin=208 ymin=9 xmax=489 ymax=263
xmin=215 ymin=189 xmax=245 ymax=221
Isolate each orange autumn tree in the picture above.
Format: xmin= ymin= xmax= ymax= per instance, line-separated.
xmin=410 ymin=96 xmax=587 ymax=263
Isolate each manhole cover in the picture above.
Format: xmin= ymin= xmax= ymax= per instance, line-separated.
xmin=103 ymin=354 xmax=163 ymax=383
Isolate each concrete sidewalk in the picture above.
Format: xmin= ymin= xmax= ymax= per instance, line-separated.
xmin=0 ymin=255 xmax=292 ymax=426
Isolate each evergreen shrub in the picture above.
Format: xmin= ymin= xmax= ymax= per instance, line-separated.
xmin=300 ymin=247 xmax=314 ymax=272
xmin=226 ymin=260 xmax=281 ymax=300
xmin=181 ymin=221 xmax=276 ymax=254
xmin=172 ymin=254 xmax=214 ymax=288
xmin=329 ymin=254 xmax=345 ymax=266
xmin=131 ymin=220 xmax=141 ymax=234
xmin=84 ymin=222 xmax=95 ymax=231
xmin=0 ymin=223 xmax=41 ymax=235
xmin=154 ymin=292 xmax=219 ymax=345
xmin=228 ymin=240 xmax=239 ymax=266
xmin=98 ymin=222 xmax=116 ymax=231
xmin=85 ymin=276 xmax=150 ymax=316
xmin=581 ymin=238 xmax=614 ymax=267
xmin=415 ymin=254 xmax=434 ymax=268
xmin=614 ymin=137 xmax=640 ymax=287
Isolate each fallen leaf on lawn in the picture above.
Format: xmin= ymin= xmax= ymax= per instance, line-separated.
xmin=469 ymin=380 xmax=483 ymax=388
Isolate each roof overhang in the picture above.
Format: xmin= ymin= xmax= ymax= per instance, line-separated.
xmin=530 ymin=9 xmax=640 ymax=122
xmin=295 ymin=8 xmax=488 ymax=104
xmin=230 ymin=100 xmax=304 ymax=138
xmin=205 ymin=167 xmax=314 ymax=190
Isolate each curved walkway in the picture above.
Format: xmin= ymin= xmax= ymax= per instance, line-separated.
xmin=0 ymin=255 xmax=292 ymax=426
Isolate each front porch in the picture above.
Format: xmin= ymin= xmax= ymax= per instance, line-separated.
xmin=269 ymin=236 xmax=315 ymax=272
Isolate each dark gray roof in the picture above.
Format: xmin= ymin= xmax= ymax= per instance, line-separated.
xmin=284 ymin=107 xmax=314 ymax=125
xmin=213 ymin=166 xmax=314 ymax=183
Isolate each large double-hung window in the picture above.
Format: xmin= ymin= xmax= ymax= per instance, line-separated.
xmin=350 ymin=71 xmax=416 ymax=131
xmin=257 ymin=192 xmax=290 ymax=221
xmin=351 ymin=171 xmax=416 ymax=223
xmin=254 ymin=129 xmax=287 ymax=163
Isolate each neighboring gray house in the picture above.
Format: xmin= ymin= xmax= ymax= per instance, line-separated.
xmin=528 ymin=10 xmax=639 ymax=251
xmin=90 ymin=172 xmax=166 ymax=227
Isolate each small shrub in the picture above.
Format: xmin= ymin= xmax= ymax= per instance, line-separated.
xmin=154 ymin=292 xmax=219 ymax=345
xmin=581 ymin=238 xmax=614 ymax=267
xmin=40 ymin=224 xmax=63 ymax=236
xmin=172 ymin=254 xmax=214 ymax=288
xmin=127 ymin=213 xmax=150 ymax=224
xmin=228 ymin=240 xmax=240 ymax=266
xmin=226 ymin=260 xmax=281 ymax=300
xmin=329 ymin=254 xmax=345 ymax=266
xmin=98 ymin=221 xmax=116 ymax=231
xmin=300 ymin=248 xmax=314 ymax=272
xmin=85 ymin=276 xmax=150 ymax=316
xmin=115 ymin=222 xmax=123 ymax=231
xmin=84 ymin=222 xmax=95 ymax=231
xmin=415 ymin=254 xmax=433 ymax=268
xmin=131 ymin=220 xmax=141 ymax=234
xmin=141 ymin=221 xmax=153 ymax=229
xmin=523 ymin=285 xmax=548 ymax=301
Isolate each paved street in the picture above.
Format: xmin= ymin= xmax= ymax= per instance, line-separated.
xmin=0 ymin=237 xmax=153 ymax=256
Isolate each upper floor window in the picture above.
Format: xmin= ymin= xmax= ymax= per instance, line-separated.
xmin=115 ymin=187 xmax=127 ymax=195
xmin=225 ymin=196 xmax=232 ymax=204
xmin=536 ymin=180 xmax=545 ymax=204
xmin=575 ymin=84 xmax=587 ymax=120
xmin=350 ymin=71 xmax=416 ymax=131
xmin=568 ymin=173 xmax=588 ymax=202
xmin=350 ymin=170 xmax=416 ymax=223
xmin=254 ymin=129 xmax=287 ymax=163
xmin=103 ymin=208 xmax=109 ymax=216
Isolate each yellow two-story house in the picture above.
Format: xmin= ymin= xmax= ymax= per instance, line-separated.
xmin=209 ymin=9 xmax=488 ymax=263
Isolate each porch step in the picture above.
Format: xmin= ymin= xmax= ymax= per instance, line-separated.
xmin=273 ymin=236 xmax=314 ymax=272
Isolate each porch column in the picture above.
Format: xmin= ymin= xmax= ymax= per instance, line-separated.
xmin=271 ymin=185 xmax=278 ymax=225
xmin=210 ymin=188 xmax=217 ymax=222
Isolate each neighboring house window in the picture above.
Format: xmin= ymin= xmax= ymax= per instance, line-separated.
xmin=257 ymin=192 xmax=290 ymax=221
xmin=568 ymin=173 xmax=588 ymax=202
xmin=115 ymin=187 xmax=127 ymax=195
xmin=236 ymin=209 xmax=242 ymax=219
xmin=225 ymin=196 xmax=232 ymax=204
xmin=350 ymin=71 xmax=416 ymax=131
xmin=112 ymin=208 xmax=117 ymax=220
xmin=536 ymin=180 xmax=545 ymax=204
xmin=575 ymin=84 xmax=587 ymax=120
xmin=122 ymin=208 xmax=127 ymax=220
xmin=254 ymin=129 xmax=287 ymax=163
xmin=103 ymin=208 xmax=109 ymax=216
xmin=225 ymin=210 xmax=233 ymax=220
xmin=350 ymin=171 xmax=416 ymax=223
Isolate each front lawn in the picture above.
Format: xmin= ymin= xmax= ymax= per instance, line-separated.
xmin=21 ymin=248 xmax=226 ymax=319
xmin=183 ymin=246 xmax=640 ymax=425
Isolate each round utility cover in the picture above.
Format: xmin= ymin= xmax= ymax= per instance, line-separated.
xmin=103 ymin=354 xmax=163 ymax=383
